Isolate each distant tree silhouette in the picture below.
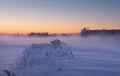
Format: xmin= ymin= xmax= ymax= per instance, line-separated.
xmin=80 ymin=27 xmax=120 ymax=36
xmin=28 ymin=32 xmax=49 ymax=36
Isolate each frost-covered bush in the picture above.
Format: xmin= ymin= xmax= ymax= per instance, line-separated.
xmin=0 ymin=70 xmax=16 ymax=76
xmin=14 ymin=39 xmax=73 ymax=69
xmin=49 ymin=39 xmax=73 ymax=61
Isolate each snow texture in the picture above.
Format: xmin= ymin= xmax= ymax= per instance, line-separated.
xmin=0 ymin=35 xmax=120 ymax=76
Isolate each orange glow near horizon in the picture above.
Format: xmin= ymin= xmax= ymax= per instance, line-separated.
xmin=0 ymin=24 xmax=120 ymax=34
xmin=0 ymin=17 xmax=120 ymax=34
xmin=0 ymin=23 xmax=81 ymax=34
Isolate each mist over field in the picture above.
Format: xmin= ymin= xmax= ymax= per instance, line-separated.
xmin=0 ymin=0 xmax=120 ymax=76
xmin=0 ymin=34 xmax=120 ymax=76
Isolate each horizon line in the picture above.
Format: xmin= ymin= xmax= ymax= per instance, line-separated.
xmin=0 ymin=28 xmax=120 ymax=35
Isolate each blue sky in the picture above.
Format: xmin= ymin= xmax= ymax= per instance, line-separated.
xmin=0 ymin=0 xmax=120 ymax=33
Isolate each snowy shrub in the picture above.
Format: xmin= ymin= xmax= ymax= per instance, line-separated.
xmin=0 ymin=70 xmax=16 ymax=76
xmin=14 ymin=39 xmax=73 ymax=69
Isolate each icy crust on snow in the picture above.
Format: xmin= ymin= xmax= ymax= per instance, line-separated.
xmin=13 ymin=39 xmax=73 ymax=70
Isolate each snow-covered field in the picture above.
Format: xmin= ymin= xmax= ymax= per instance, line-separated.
xmin=0 ymin=35 xmax=120 ymax=76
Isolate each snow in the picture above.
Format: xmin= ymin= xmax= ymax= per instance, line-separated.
xmin=0 ymin=35 xmax=120 ymax=76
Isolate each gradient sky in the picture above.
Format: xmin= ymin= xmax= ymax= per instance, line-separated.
xmin=0 ymin=0 xmax=120 ymax=34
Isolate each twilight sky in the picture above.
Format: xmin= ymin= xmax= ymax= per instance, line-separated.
xmin=0 ymin=0 xmax=120 ymax=34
